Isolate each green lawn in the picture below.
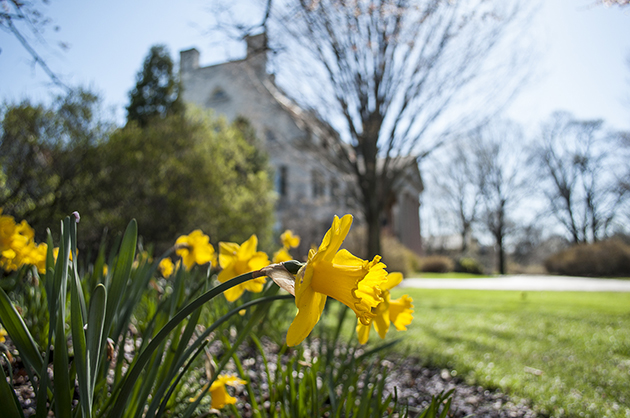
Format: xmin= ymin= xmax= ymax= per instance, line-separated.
xmin=388 ymin=288 xmax=630 ymax=418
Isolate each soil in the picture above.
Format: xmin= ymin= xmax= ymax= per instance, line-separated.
xmin=386 ymin=356 xmax=539 ymax=417
xmin=3 ymin=337 xmax=540 ymax=417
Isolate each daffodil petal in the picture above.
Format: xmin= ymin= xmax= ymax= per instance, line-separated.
xmin=389 ymin=295 xmax=414 ymax=331
xmin=383 ymin=272 xmax=403 ymax=291
xmin=217 ymin=264 xmax=238 ymax=284
xmin=224 ymin=285 xmax=246 ymax=302
xmin=372 ymin=307 xmax=391 ymax=339
xmin=286 ymin=287 xmax=326 ymax=346
xmin=249 ymin=252 xmax=271 ymax=270
xmin=238 ymin=235 xmax=258 ymax=259
xmin=356 ymin=322 xmax=371 ymax=344
xmin=244 ymin=277 xmax=267 ymax=293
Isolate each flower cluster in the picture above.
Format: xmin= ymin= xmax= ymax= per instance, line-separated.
xmin=175 ymin=229 xmax=217 ymax=270
xmin=0 ymin=208 xmax=47 ymax=274
xmin=171 ymin=215 xmax=413 ymax=350
xmin=272 ymin=229 xmax=301 ymax=263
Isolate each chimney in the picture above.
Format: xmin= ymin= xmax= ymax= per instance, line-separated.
xmin=245 ymin=33 xmax=267 ymax=77
xmin=180 ymin=48 xmax=200 ymax=73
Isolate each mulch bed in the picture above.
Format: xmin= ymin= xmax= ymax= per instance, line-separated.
xmin=3 ymin=336 xmax=539 ymax=417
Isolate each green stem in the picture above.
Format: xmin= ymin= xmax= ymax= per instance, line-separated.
xmin=107 ymin=271 xmax=260 ymax=417
xmin=154 ymin=294 xmax=292 ymax=418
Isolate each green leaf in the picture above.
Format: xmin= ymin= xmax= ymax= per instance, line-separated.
xmin=71 ymin=272 xmax=90 ymax=418
xmin=106 ymin=270 xmax=256 ymax=417
xmin=53 ymin=298 xmax=72 ymax=417
xmin=86 ymin=284 xmax=107 ymax=393
xmin=156 ymin=294 xmax=292 ymax=418
xmin=53 ymin=217 xmax=72 ymax=418
xmin=103 ymin=219 xmax=137 ymax=340
xmin=69 ymin=219 xmax=88 ymax=324
xmin=33 ymin=350 xmax=52 ymax=418
xmin=0 ymin=355 xmax=24 ymax=418
xmin=144 ymin=301 xmax=202 ymax=418
xmin=0 ymin=287 xmax=43 ymax=373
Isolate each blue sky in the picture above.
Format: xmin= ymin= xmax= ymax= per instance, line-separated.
xmin=1 ymin=0 xmax=629 ymax=131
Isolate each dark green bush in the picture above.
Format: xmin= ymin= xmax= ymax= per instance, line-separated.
xmin=419 ymin=255 xmax=454 ymax=273
xmin=544 ymin=239 xmax=630 ymax=277
xmin=455 ymin=257 xmax=484 ymax=275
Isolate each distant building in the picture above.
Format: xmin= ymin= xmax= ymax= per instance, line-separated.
xmin=179 ymin=33 xmax=423 ymax=254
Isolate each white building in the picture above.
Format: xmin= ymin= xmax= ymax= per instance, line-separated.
xmin=179 ymin=34 xmax=423 ymax=254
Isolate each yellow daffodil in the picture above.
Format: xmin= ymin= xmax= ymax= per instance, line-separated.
xmin=286 ymin=214 xmax=387 ymax=346
xmin=53 ymin=247 xmax=75 ymax=262
xmin=218 ymin=235 xmax=269 ymax=302
xmin=189 ymin=374 xmax=246 ymax=409
xmin=175 ymin=230 xmax=216 ymax=270
xmin=272 ymin=247 xmax=292 ymax=264
xmin=280 ymin=230 xmax=300 ymax=249
xmin=0 ymin=215 xmax=47 ymax=273
xmin=0 ymin=326 xmax=7 ymax=343
xmin=0 ymin=209 xmax=16 ymax=252
xmin=158 ymin=257 xmax=175 ymax=278
xmin=356 ymin=272 xmax=414 ymax=344
xmin=25 ymin=242 xmax=48 ymax=274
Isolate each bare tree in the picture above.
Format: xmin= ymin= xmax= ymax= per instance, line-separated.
xmin=1 ymin=0 xmax=68 ymax=89
xmin=431 ymin=139 xmax=481 ymax=253
xmin=208 ymin=0 xmax=534 ymax=257
xmin=596 ymin=0 xmax=630 ymax=6
xmin=530 ymin=111 xmax=626 ymax=244
xmin=472 ymin=120 xmax=527 ymax=275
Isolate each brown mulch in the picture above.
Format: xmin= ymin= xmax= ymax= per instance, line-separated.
xmin=2 ymin=336 xmax=539 ymax=417
xmin=230 ymin=339 xmax=540 ymax=418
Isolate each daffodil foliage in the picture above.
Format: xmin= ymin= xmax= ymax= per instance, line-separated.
xmin=0 ymin=212 xmax=416 ymax=418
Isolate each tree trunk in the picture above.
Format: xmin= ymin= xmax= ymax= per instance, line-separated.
xmin=366 ymin=208 xmax=382 ymax=259
xmin=497 ymin=237 xmax=506 ymax=275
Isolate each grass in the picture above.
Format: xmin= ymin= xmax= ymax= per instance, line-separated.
xmin=411 ymin=272 xmax=493 ymax=279
xmin=387 ymin=289 xmax=630 ymax=418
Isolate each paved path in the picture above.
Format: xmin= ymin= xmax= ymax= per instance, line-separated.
xmin=400 ymin=275 xmax=630 ymax=292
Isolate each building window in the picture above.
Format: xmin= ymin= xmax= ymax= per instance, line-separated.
xmin=312 ymin=170 xmax=325 ymax=199
xmin=330 ymin=178 xmax=340 ymax=202
xmin=210 ymin=88 xmax=228 ymax=103
xmin=275 ymin=166 xmax=288 ymax=197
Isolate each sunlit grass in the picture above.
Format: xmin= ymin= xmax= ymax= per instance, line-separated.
xmin=390 ymin=289 xmax=630 ymax=417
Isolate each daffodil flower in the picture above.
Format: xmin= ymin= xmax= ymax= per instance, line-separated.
xmin=0 ymin=214 xmax=47 ymax=273
xmin=217 ymin=235 xmax=270 ymax=302
xmin=0 ymin=208 xmax=16 ymax=252
xmin=272 ymin=247 xmax=292 ymax=264
xmin=189 ymin=374 xmax=246 ymax=409
xmin=286 ymin=214 xmax=388 ymax=346
xmin=356 ymin=272 xmax=414 ymax=344
xmin=158 ymin=257 xmax=175 ymax=278
xmin=280 ymin=230 xmax=300 ymax=249
xmin=175 ymin=229 xmax=216 ymax=270
xmin=0 ymin=326 xmax=7 ymax=343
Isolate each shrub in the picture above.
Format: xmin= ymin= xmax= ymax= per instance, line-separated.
xmin=419 ymin=255 xmax=454 ymax=273
xmin=454 ymin=257 xmax=484 ymax=275
xmin=545 ymin=239 xmax=630 ymax=277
